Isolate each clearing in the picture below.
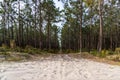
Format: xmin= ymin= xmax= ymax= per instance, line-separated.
xmin=0 ymin=54 xmax=120 ymax=80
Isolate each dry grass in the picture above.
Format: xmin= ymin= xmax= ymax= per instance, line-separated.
xmin=74 ymin=52 xmax=120 ymax=66
xmin=0 ymin=52 xmax=120 ymax=66
xmin=29 ymin=52 xmax=120 ymax=66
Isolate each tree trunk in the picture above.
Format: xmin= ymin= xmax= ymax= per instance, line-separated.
xmin=34 ymin=0 xmax=37 ymax=48
xmin=98 ymin=0 xmax=103 ymax=52
xmin=39 ymin=0 xmax=42 ymax=49
xmin=18 ymin=0 xmax=21 ymax=47
xmin=3 ymin=1 xmax=6 ymax=44
xmin=47 ymin=17 xmax=51 ymax=50
xmin=78 ymin=0 xmax=83 ymax=53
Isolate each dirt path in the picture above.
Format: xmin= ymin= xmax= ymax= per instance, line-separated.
xmin=0 ymin=55 xmax=120 ymax=80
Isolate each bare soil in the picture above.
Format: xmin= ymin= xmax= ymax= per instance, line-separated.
xmin=0 ymin=53 xmax=120 ymax=80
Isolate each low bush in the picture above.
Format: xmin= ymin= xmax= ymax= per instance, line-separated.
xmin=115 ymin=47 xmax=120 ymax=54
xmin=13 ymin=47 xmax=24 ymax=52
xmin=24 ymin=46 xmax=42 ymax=54
xmin=0 ymin=47 xmax=10 ymax=52
xmin=99 ymin=50 xmax=109 ymax=58
xmin=48 ymin=49 xmax=54 ymax=53
xmin=107 ymin=54 xmax=120 ymax=62
xmin=108 ymin=50 xmax=114 ymax=55
xmin=90 ymin=50 xmax=113 ymax=58
xmin=82 ymin=48 xmax=89 ymax=52
xmin=25 ymin=45 xmax=33 ymax=50
xmin=63 ymin=49 xmax=79 ymax=53
xmin=113 ymin=56 xmax=120 ymax=61
xmin=48 ymin=49 xmax=59 ymax=53
xmin=2 ymin=44 xmax=9 ymax=49
xmin=0 ymin=47 xmax=7 ymax=52
xmin=90 ymin=50 xmax=98 ymax=56
xmin=0 ymin=52 xmax=10 ymax=56
xmin=27 ymin=49 xmax=34 ymax=55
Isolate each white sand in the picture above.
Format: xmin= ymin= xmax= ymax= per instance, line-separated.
xmin=0 ymin=55 xmax=120 ymax=80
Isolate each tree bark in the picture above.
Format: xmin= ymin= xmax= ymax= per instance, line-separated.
xmin=78 ymin=0 xmax=83 ymax=53
xmin=98 ymin=0 xmax=103 ymax=52
xmin=39 ymin=0 xmax=42 ymax=49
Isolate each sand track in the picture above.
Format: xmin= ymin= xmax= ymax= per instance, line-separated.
xmin=0 ymin=55 xmax=120 ymax=80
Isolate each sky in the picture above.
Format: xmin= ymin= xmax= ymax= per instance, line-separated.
xmin=0 ymin=0 xmax=63 ymax=10
xmin=0 ymin=0 xmax=64 ymax=27
xmin=0 ymin=0 xmax=64 ymax=21
xmin=54 ymin=0 xmax=63 ymax=10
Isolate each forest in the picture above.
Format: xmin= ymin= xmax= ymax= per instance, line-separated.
xmin=1 ymin=1 xmax=120 ymax=80
xmin=0 ymin=0 xmax=120 ymax=54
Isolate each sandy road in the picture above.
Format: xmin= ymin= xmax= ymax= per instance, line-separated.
xmin=0 ymin=55 xmax=120 ymax=80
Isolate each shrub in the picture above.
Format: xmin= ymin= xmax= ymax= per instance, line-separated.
xmin=115 ymin=48 xmax=120 ymax=54
xmin=113 ymin=56 xmax=120 ymax=61
xmin=25 ymin=45 xmax=33 ymax=50
xmin=22 ymin=47 xmax=41 ymax=53
xmin=107 ymin=55 xmax=120 ymax=62
xmin=34 ymin=49 xmax=42 ymax=54
xmin=41 ymin=49 xmax=49 ymax=54
xmin=0 ymin=52 xmax=10 ymax=56
xmin=48 ymin=49 xmax=55 ymax=53
xmin=13 ymin=47 xmax=24 ymax=52
xmin=99 ymin=50 xmax=109 ymax=58
xmin=0 ymin=44 xmax=10 ymax=52
xmin=90 ymin=50 xmax=98 ymax=56
xmin=0 ymin=47 xmax=10 ymax=52
xmin=107 ymin=50 xmax=114 ymax=55
xmin=2 ymin=44 xmax=8 ymax=49
xmin=82 ymin=48 xmax=89 ymax=52
xmin=90 ymin=50 xmax=111 ymax=58
xmin=24 ymin=48 xmax=35 ymax=55
xmin=24 ymin=46 xmax=42 ymax=54
xmin=0 ymin=47 xmax=6 ymax=52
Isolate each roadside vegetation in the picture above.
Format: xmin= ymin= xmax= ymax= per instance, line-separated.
xmin=0 ymin=43 xmax=120 ymax=62
xmin=0 ymin=0 xmax=120 ymax=63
